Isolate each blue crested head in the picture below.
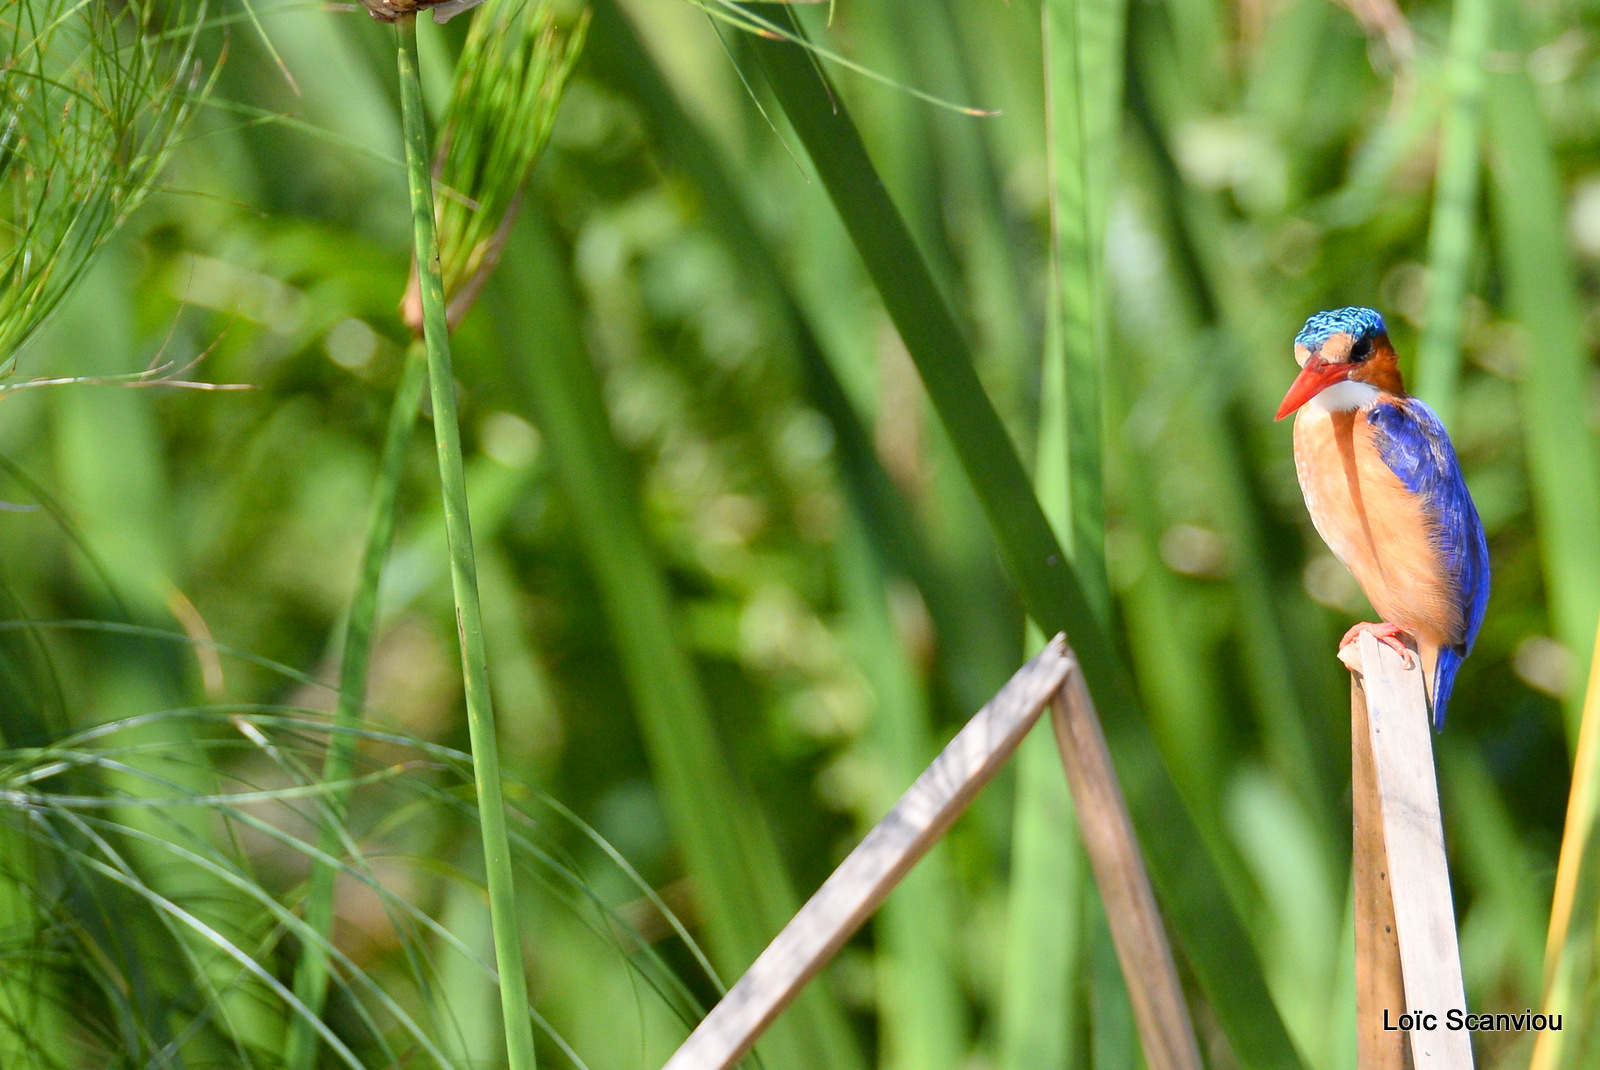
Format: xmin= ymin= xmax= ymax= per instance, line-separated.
xmin=1295 ymin=307 xmax=1386 ymax=350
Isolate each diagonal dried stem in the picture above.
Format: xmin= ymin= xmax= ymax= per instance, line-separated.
xmin=661 ymin=637 xmax=1076 ymax=1070
xmin=659 ymin=635 xmax=1204 ymax=1070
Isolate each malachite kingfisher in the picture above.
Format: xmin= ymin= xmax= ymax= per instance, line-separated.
xmin=1276 ymin=307 xmax=1490 ymax=728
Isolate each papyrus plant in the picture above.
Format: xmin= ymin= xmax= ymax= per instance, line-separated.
xmin=288 ymin=4 xmax=584 ymax=1068
xmin=0 ymin=0 xmax=209 ymax=365
xmin=400 ymin=0 xmax=587 ymax=333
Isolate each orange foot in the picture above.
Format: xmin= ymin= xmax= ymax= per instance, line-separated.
xmin=1339 ymin=621 xmax=1415 ymax=669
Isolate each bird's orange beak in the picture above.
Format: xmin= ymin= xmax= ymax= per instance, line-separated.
xmin=1275 ymin=358 xmax=1350 ymax=421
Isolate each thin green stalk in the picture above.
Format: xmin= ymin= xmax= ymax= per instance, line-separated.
xmin=743 ymin=12 xmax=1304 ymax=1069
xmin=396 ymin=18 xmax=537 ymax=1070
xmin=1414 ymin=0 xmax=1491 ymax=425
xmin=285 ymin=342 xmax=427 ymax=1070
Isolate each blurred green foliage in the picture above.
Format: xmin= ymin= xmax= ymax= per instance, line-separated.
xmin=1 ymin=0 xmax=1598 ymax=1065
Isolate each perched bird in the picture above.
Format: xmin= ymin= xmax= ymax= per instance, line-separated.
xmin=1276 ymin=307 xmax=1490 ymax=728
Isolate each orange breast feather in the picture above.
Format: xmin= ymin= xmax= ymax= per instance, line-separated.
xmin=1293 ymin=406 xmax=1460 ymax=647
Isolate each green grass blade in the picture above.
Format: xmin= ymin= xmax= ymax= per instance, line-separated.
xmin=1002 ymin=0 xmax=1129 ymax=1060
xmin=284 ymin=341 xmax=427 ymax=1070
xmin=0 ymin=619 xmax=53 ymax=1068
xmin=1054 ymin=4 xmax=1150 ymax=1060
xmin=838 ymin=518 xmax=967 ymax=1068
xmin=741 ymin=4 xmax=1101 ymax=699
xmin=742 ymin=11 xmax=1304 ymax=1069
xmin=491 ymin=209 xmax=865 ymax=1070
xmin=1046 ymin=0 xmax=1123 ymax=619
xmin=1414 ymin=0 xmax=1491 ymax=426
xmin=395 ymin=19 xmax=537 ymax=1070
xmin=0 ymin=816 xmax=65 ymax=1070
xmin=902 ymin=0 xmax=1036 ymax=418
xmin=1484 ymin=4 xmax=1600 ymax=744
xmin=1126 ymin=22 xmax=1345 ymax=857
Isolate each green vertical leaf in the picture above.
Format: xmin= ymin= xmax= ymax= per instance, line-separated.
xmin=1485 ymin=2 xmax=1600 ymax=744
xmin=1415 ymin=0 xmax=1492 ymax=426
xmin=395 ymin=19 xmax=538 ymax=1070
xmin=1002 ymin=0 xmax=1128 ymax=1062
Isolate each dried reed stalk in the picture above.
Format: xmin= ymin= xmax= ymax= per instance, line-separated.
xmin=660 ymin=634 xmax=1204 ymax=1070
xmin=1343 ymin=633 xmax=1473 ymax=1069
xmin=660 ymin=636 xmax=1075 ymax=1070
xmin=1050 ymin=670 xmax=1203 ymax=1070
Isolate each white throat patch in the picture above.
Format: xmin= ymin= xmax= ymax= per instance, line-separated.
xmin=1308 ymin=379 xmax=1380 ymax=414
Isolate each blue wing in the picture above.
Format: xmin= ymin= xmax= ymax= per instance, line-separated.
xmin=1366 ymin=398 xmax=1491 ymax=729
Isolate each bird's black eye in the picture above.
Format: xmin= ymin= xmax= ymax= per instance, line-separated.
xmin=1350 ymin=336 xmax=1372 ymax=362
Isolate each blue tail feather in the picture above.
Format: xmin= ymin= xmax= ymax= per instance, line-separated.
xmin=1432 ymin=647 xmax=1466 ymax=730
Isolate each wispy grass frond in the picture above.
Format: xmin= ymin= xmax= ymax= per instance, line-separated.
xmin=681 ymin=0 xmax=997 ymax=116
xmin=0 ymin=0 xmax=213 ymax=365
xmin=403 ymin=0 xmax=586 ymax=332
xmin=2 ymin=703 xmax=716 ymax=1068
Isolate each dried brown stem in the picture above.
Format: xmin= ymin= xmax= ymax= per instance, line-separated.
xmin=660 ymin=637 xmax=1076 ymax=1070
xmin=1344 ymin=633 xmax=1473 ymax=1069
xmin=1050 ymin=670 xmax=1203 ymax=1070
xmin=1351 ymin=659 xmax=1410 ymax=1070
